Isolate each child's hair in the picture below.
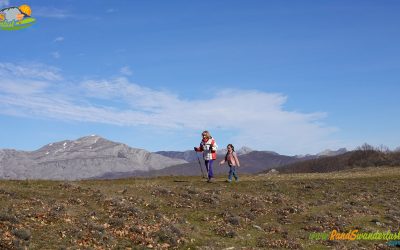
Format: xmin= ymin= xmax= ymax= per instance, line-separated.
xmin=202 ymin=130 xmax=212 ymax=139
xmin=227 ymin=144 xmax=235 ymax=151
xmin=225 ymin=144 xmax=235 ymax=162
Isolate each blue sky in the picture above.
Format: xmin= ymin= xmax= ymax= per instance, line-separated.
xmin=0 ymin=0 xmax=399 ymax=155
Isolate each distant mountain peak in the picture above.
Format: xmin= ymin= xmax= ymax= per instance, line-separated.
xmin=77 ymin=135 xmax=104 ymax=143
xmin=317 ymin=148 xmax=347 ymax=157
xmin=238 ymin=146 xmax=253 ymax=154
xmin=37 ymin=135 xmax=113 ymax=154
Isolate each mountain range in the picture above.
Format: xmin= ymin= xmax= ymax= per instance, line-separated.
xmin=0 ymin=135 xmax=348 ymax=180
xmin=0 ymin=135 xmax=186 ymax=180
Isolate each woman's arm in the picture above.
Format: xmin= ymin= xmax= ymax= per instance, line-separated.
xmin=194 ymin=143 xmax=204 ymax=152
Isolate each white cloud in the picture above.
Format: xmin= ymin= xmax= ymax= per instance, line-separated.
xmin=0 ymin=62 xmax=62 ymax=81
xmin=54 ymin=37 xmax=64 ymax=43
xmin=119 ymin=66 xmax=132 ymax=76
xmin=51 ymin=51 xmax=61 ymax=59
xmin=0 ymin=0 xmax=9 ymax=8
xmin=81 ymin=77 xmax=180 ymax=114
xmin=0 ymin=62 xmax=340 ymax=154
xmin=1 ymin=79 xmax=49 ymax=95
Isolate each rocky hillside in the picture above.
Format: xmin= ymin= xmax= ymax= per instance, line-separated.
xmin=0 ymin=136 xmax=187 ymax=180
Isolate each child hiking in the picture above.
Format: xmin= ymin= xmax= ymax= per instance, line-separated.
xmin=194 ymin=130 xmax=218 ymax=183
xmin=219 ymin=144 xmax=240 ymax=182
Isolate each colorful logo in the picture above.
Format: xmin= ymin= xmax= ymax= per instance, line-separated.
xmin=309 ymin=230 xmax=400 ymax=241
xmin=0 ymin=4 xmax=35 ymax=30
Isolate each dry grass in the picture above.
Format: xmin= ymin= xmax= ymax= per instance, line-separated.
xmin=0 ymin=166 xmax=399 ymax=249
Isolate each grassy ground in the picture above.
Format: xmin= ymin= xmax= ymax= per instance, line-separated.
xmin=0 ymin=166 xmax=399 ymax=249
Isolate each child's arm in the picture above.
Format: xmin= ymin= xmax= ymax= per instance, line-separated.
xmin=220 ymin=152 xmax=228 ymax=165
xmin=233 ymin=152 xmax=240 ymax=167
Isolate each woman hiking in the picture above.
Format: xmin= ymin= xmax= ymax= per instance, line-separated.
xmin=194 ymin=130 xmax=218 ymax=183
